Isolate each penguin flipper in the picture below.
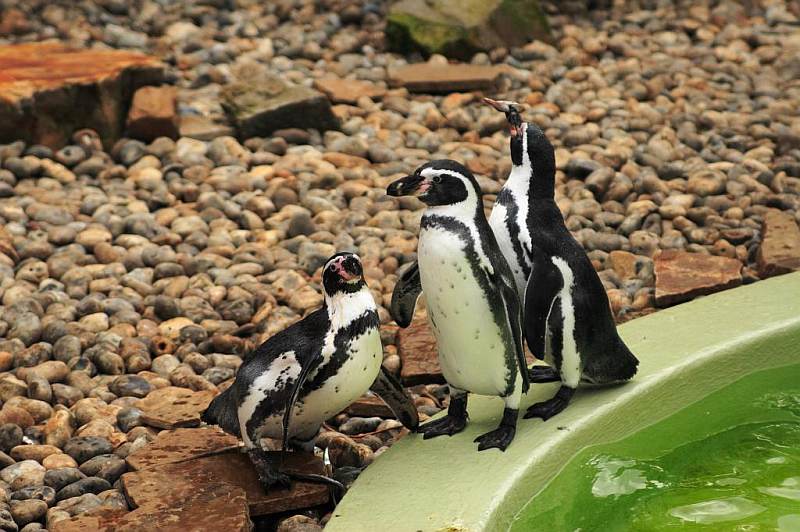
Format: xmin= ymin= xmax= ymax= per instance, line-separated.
xmin=202 ymin=383 xmax=241 ymax=437
xmin=390 ymin=260 xmax=422 ymax=328
xmin=370 ymin=366 xmax=419 ymax=431
xmin=493 ymin=269 xmax=530 ymax=394
xmin=524 ymin=261 xmax=563 ymax=360
xmin=282 ymin=351 xmax=323 ymax=452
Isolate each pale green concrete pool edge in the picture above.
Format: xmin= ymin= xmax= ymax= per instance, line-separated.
xmin=325 ymin=272 xmax=800 ymax=532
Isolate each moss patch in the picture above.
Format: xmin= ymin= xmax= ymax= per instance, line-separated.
xmin=386 ymin=0 xmax=551 ymax=59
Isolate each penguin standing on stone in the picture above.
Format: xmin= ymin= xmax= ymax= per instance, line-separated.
xmin=388 ymin=161 xmax=530 ymax=451
xmin=483 ymin=97 xmax=639 ymax=421
xmin=202 ymin=252 xmax=418 ymax=490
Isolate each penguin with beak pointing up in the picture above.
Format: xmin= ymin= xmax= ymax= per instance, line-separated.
xmin=484 ymin=97 xmax=639 ymax=421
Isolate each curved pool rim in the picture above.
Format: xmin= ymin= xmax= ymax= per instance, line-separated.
xmin=325 ymin=271 xmax=800 ymax=532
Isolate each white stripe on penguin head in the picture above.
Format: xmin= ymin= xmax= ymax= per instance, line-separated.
xmin=420 ymin=167 xmax=481 ymax=218
xmin=419 ymin=167 xmax=493 ymax=273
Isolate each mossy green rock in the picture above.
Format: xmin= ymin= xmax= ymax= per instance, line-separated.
xmin=221 ymin=65 xmax=339 ymax=138
xmin=386 ymin=0 xmax=550 ymax=59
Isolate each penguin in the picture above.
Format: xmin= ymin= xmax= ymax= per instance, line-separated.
xmin=387 ymin=160 xmax=530 ymax=452
xmin=202 ymin=252 xmax=418 ymax=490
xmin=483 ymin=97 xmax=639 ymax=421
xmin=484 ymin=98 xmax=533 ymax=299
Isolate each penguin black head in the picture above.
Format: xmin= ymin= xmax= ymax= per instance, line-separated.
xmin=322 ymin=252 xmax=365 ymax=296
xmin=386 ymin=160 xmax=481 ymax=207
xmin=483 ymin=98 xmax=524 ymax=166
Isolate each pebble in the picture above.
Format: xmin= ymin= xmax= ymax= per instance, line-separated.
xmin=44 ymin=468 xmax=85 ymax=492
xmin=9 ymin=499 xmax=46 ymax=527
xmin=62 ymin=437 xmax=112 ymax=465
xmin=10 ymin=486 xmax=56 ymax=507
xmin=78 ymin=455 xmax=126 ymax=484
xmin=55 ymin=477 xmax=111 ymax=502
xmin=0 ymin=425 xmax=23 ymax=454
xmin=1 ymin=461 xmax=45 ymax=491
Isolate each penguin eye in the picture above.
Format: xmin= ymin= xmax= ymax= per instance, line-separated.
xmin=432 ymin=175 xmax=442 ymax=184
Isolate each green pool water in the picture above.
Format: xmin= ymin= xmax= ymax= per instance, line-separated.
xmin=511 ymin=363 xmax=800 ymax=531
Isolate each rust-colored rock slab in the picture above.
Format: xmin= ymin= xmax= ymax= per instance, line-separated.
xmin=51 ymin=508 xmax=128 ymax=532
xmin=0 ymin=42 xmax=164 ymax=147
xmin=138 ymin=386 xmax=216 ymax=429
xmin=126 ymin=426 xmax=240 ymax=471
xmin=122 ymin=450 xmax=329 ymax=517
xmin=346 ymin=394 xmax=396 ymax=419
xmin=757 ymin=209 xmax=800 ymax=278
xmin=313 ymin=78 xmax=386 ymax=104
xmin=126 ymin=85 xmax=179 ymax=141
xmin=654 ymin=250 xmax=742 ymax=307
xmin=397 ymin=316 xmax=444 ymax=385
xmin=54 ymin=485 xmax=252 ymax=532
xmin=388 ymin=64 xmax=503 ymax=93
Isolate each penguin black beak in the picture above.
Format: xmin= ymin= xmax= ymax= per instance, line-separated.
xmin=331 ymin=255 xmax=361 ymax=282
xmin=483 ymin=97 xmax=523 ymax=140
xmin=387 ymin=174 xmax=426 ymax=197
xmin=341 ymin=256 xmax=362 ymax=281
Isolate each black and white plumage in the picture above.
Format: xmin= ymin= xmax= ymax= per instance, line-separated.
xmin=202 ymin=252 xmax=418 ymax=489
xmin=387 ymin=160 xmax=529 ymax=452
xmin=484 ymin=98 xmax=639 ymax=421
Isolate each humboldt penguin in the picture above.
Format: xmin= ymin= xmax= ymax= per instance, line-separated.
xmin=387 ymin=160 xmax=529 ymax=451
xmin=202 ymin=252 xmax=418 ymax=489
xmin=483 ymin=97 xmax=639 ymax=421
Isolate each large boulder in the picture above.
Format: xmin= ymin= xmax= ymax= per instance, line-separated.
xmin=0 ymin=43 xmax=164 ymax=148
xmin=221 ymin=65 xmax=339 ymax=138
xmin=386 ymin=0 xmax=550 ymax=59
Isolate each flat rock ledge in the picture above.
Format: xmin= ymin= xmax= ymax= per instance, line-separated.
xmin=50 ymin=426 xmax=329 ymax=531
xmin=654 ymin=250 xmax=743 ymax=307
xmin=0 ymin=42 xmax=164 ymax=148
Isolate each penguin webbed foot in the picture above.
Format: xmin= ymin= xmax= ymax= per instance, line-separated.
xmin=247 ymin=449 xmax=346 ymax=496
xmin=474 ymin=425 xmax=516 ymax=452
xmin=527 ymin=365 xmax=560 ymax=383
xmin=524 ymin=385 xmax=575 ymax=421
xmin=420 ymin=391 xmax=468 ymax=439
xmin=474 ymin=407 xmax=518 ymax=452
xmin=419 ymin=413 xmax=468 ymax=439
xmin=286 ymin=471 xmax=346 ymax=497
xmin=247 ymin=449 xmax=293 ymax=491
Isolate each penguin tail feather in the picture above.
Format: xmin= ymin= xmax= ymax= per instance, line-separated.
xmin=584 ymin=336 xmax=639 ymax=385
xmin=609 ymin=337 xmax=639 ymax=382
xmin=202 ymin=385 xmax=241 ymax=437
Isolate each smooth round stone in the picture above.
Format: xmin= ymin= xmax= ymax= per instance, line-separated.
xmin=9 ymin=499 xmax=47 ymax=527
xmin=41 ymin=455 xmax=78 ymax=471
xmin=338 ymin=417 xmax=383 ymax=435
xmin=0 ymin=425 xmax=23 ymax=454
xmin=9 ymin=445 xmax=61 ymax=464
xmin=1 ymin=461 xmax=45 ymax=491
xmin=63 ymin=437 xmax=112 ymax=465
xmin=44 ymin=468 xmax=85 ymax=492
xmin=77 ymin=455 xmax=126 ymax=484
xmin=0 ymin=508 xmax=17 ymax=532
xmin=108 ymin=376 xmax=151 ymax=398
xmin=55 ymin=477 xmax=111 ymax=502
xmin=116 ymin=408 xmax=143 ymax=433
xmin=10 ymin=486 xmax=56 ymax=507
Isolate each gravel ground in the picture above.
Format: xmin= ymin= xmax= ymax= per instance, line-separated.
xmin=0 ymin=0 xmax=799 ymax=530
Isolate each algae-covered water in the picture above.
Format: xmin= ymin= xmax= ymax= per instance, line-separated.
xmin=511 ymin=364 xmax=800 ymax=531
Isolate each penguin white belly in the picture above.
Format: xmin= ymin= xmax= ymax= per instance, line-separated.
xmin=418 ymin=226 xmax=511 ymax=397
xmin=245 ymin=329 xmax=383 ymax=443
xmin=291 ymin=327 xmax=383 ymax=434
xmin=489 ymin=204 xmax=527 ymax=298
